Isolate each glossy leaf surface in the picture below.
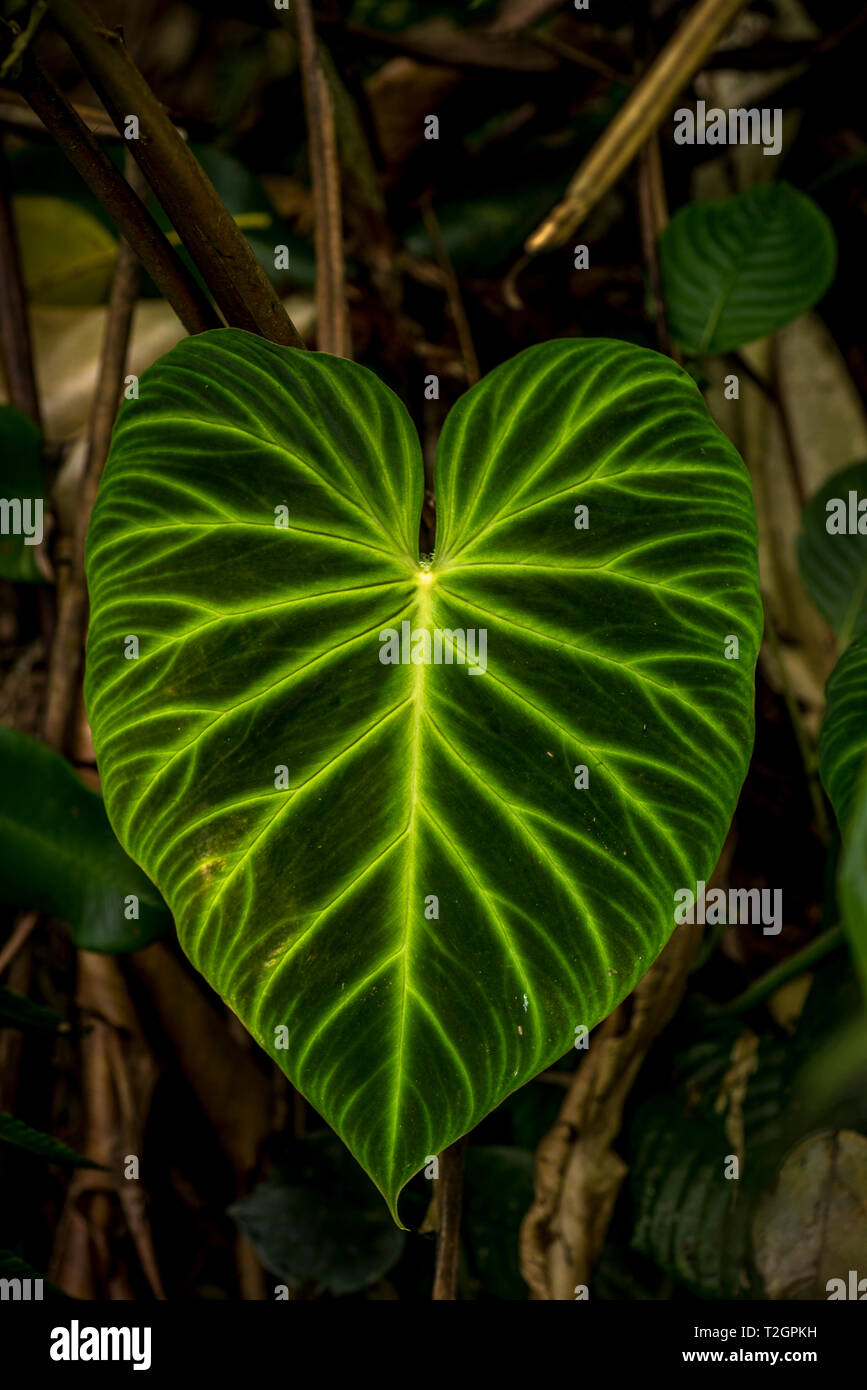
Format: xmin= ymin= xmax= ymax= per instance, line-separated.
xmin=819 ymin=635 xmax=867 ymax=832
xmin=85 ymin=330 xmax=761 ymax=1218
xmin=660 ymin=183 xmax=836 ymax=355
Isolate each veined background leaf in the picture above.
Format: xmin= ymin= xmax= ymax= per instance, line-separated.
xmin=818 ymin=635 xmax=867 ymax=832
xmin=84 ymin=330 xmax=761 ymax=1220
xmin=629 ymin=1032 xmax=789 ymax=1298
xmin=841 ymin=767 xmax=867 ymax=993
xmin=798 ymin=459 xmax=867 ymax=643
xmin=660 ymin=183 xmax=836 ymax=355
xmin=13 ymin=195 xmax=117 ymax=307
xmin=0 ymin=407 xmax=46 ymax=582
xmin=228 ymin=1131 xmax=405 ymax=1295
xmin=0 ymin=726 xmax=172 ymax=951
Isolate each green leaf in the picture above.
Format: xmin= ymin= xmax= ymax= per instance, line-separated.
xmin=660 ymin=183 xmax=836 ymax=355
xmin=0 ymin=1250 xmax=69 ymax=1298
xmin=841 ymin=767 xmax=867 ymax=994
xmin=228 ymin=1131 xmax=405 ymax=1295
xmin=0 ymin=1113 xmax=102 ymax=1168
xmin=462 ymin=1145 xmax=535 ymax=1299
xmin=0 ymin=987 xmax=63 ymax=1033
xmin=13 ymin=195 xmax=117 ymax=306
xmin=0 ymin=407 xmax=46 ymax=582
xmin=84 ymin=329 xmax=762 ymax=1221
xmin=798 ymin=459 xmax=867 ymax=643
xmin=0 ymin=727 xmax=172 ymax=951
xmin=629 ymin=1033 xmax=789 ymax=1297
xmin=819 ymin=634 xmax=867 ymax=832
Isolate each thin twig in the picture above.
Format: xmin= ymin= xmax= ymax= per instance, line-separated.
xmin=41 ymin=156 xmax=144 ymax=752
xmin=0 ymin=138 xmax=41 ymax=425
xmin=0 ymin=1 xmax=47 ymax=83
xmin=43 ymin=0 xmax=304 ymax=347
xmin=636 ymin=132 xmax=678 ymax=361
xmin=432 ymin=1136 xmax=466 ymax=1301
xmin=420 ymin=195 xmax=479 ymax=386
xmin=0 ymin=911 xmax=39 ymax=978
xmin=0 ymin=86 xmax=117 ymax=137
xmin=728 ymin=351 xmax=806 ymax=509
xmin=523 ymin=0 xmax=751 ymax=254
xmin=295 ymin=0 xmax=350 ymax=358
xmin=525 ymin=30 xmax=630 ymax=84
xmin=19 ymin=55 xmax=218 ymax=336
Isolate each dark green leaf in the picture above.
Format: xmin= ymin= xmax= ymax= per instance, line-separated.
xmin=0 ymin=1250 xmax=69 ymax=1299
xmin=629 ymin=1034 xmax=789 ymax=1297
xmin=0 ymin=987 xmax=63 ymax=1033
xmin=228 ymin=1132 xmax=405 ymax=1295
xmin=819 ymin=634 xmax=867 ymax=832
xmin=0 ymin=1113 xmax=102 ymax=1168
xmin=798 ymin=459 xmax=867 ymax=644
xmin=84 ymin=329 xmax=762 ymax=1219
xmin=660 ymin=183 xmax=836 ymax=355
xmin=463 ymin=1145 xmax=534 ymax=1299
xmin=0 ymin=727 xmax=172 ymax=951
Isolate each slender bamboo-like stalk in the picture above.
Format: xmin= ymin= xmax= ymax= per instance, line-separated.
xmin=19 ymin=56 xmax=218 ymax=336
xmin=432 ymin=1136 xmax=467 ymax=1300
xmin=43 ymin=0 xmax=304 ymax=347
xmin=525 ymin=0 xmax=751 ymax=252
xmin=0 ymin=140 xmax=40 ymax=424
xmin=295 ymin=0 xmax=350 ymax=358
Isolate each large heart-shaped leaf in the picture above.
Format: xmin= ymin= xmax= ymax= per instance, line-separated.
xmin=660 ymin=182 xmax=836 ymax=356
xmin=798 ymin=460 xmax=867 ymax=644
xmin=84 ymin=329 xmax=761 ymax=1219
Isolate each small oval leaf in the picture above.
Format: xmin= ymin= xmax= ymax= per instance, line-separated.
xmin=660 ymin=183 xmax=836 ymax=355
xmin=84 ymin=330 xmax=762 ymax=1219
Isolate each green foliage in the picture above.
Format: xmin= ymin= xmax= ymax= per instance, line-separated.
xmin=462 ymin=1145 xmax=535 ymax=1299
xmin=819 ymin=635 xmax=867 ymax=832
xmin=841 ymin=767 xmax=867 ymax=992
xmin=13 ymin=194 xmax=117 ymax=306
xmin=629 ymin=1033 xmax=790 ymax=1298
xmin=84 ymin=328 xmax=762 ymax=1220
xmin=798 ymin=459 xmax=867 ymax=643
xmin=0 ymin=407 xmax=45 ymax=582
xmin=0 ymin=987 xmax=63 ymax=1033
xmin=0 ymin=1113 xmax=102 ymax=1168
xmin=0 ymin=1250 xmax=67 ymax=1298
xmin=0 ymin=727 xmax=172 ymax=951
xmin=229 ymin=1132 xmax=405 ymax=1294
xmin=660 ymin=183 xmax=836 ymax=355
